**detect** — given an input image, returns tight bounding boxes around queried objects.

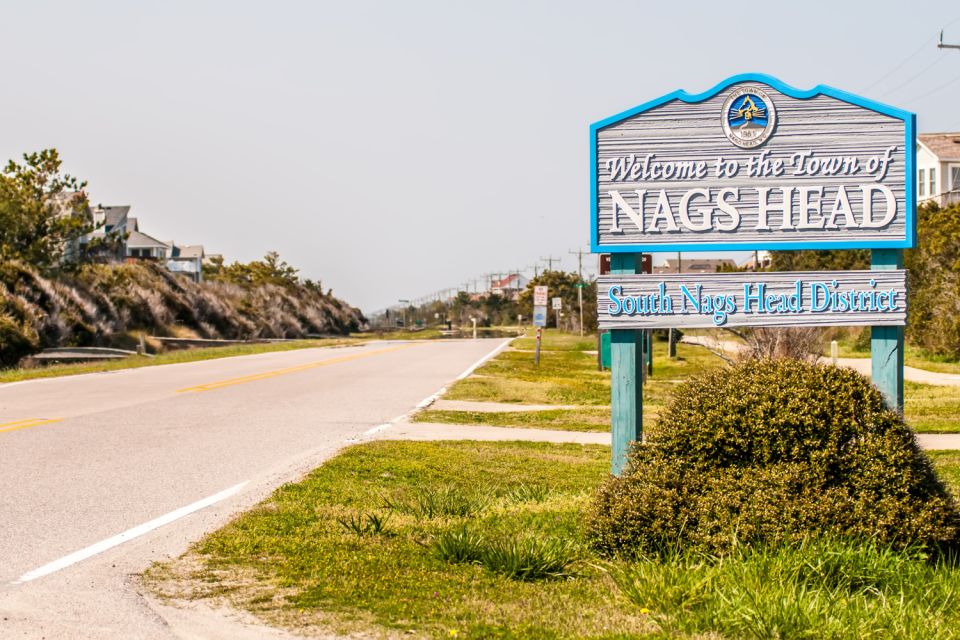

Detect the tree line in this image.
[392,270,598,332]
[770,201,960,359]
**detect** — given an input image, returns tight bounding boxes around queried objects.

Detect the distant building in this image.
[739,250,772,271]
[490,273,529,300]
[917,133,960,206]
[125,218,170,259]
[165,244,205,282]
[653,257,736,275]
[79,204,205,281]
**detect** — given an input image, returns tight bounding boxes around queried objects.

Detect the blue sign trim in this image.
[589,72,917,254]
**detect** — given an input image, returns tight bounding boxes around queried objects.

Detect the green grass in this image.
[930,451,960,495]
[0,338,359,384]
[606,539,960,639]
[145,441,651,639]
[446,346,611,406]
[413,407,612,432]
[905,381,960,433]
[510,329,600,352]
[146,440,960,639]
[438,333,726,432]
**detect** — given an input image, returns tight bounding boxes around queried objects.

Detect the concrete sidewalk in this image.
[429,400,581,412]
[833,358,960,387]
[380,422,960,450]
[380,422,609,445]
[681,336,960,387]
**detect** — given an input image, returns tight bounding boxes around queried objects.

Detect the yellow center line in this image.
[0,418,64,434]
[176,343,420,393]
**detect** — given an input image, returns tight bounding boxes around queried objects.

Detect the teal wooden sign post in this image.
[591,74,915,476]
[610,253,643,475]
[871,249,905,412]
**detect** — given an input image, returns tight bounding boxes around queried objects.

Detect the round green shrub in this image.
[587,359,960,556]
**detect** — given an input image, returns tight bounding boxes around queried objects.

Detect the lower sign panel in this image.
[597,270,907,329]
[533,305,548,327]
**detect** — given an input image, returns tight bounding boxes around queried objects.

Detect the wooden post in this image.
[646,330,653,378]
[610,253,643,476]
[870,249,904,413]
[668,252,680,358]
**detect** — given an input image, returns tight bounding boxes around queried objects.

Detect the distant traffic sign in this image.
[533,305,548,327]
[534,286,548,306]
[552,297,562,310]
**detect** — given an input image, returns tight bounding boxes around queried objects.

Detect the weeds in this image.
[504,483,551,503]
[478,535,580,581]
[336,512,392,537]
[383,484,490,519]
[431,525,484,564]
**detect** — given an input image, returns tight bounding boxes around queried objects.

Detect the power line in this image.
[877,52,948,98]
[900,70,960,106]
[861,33,938,93]
[860,15,960,94]
[540,255,560,271]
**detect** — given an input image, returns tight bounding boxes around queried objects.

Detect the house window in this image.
[919,169,925,196]
[930,167,937,196]
[952,166,960,191]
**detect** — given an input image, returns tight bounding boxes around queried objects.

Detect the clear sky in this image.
[3,1,959,311]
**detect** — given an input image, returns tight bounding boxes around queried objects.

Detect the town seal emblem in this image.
[721,86,776,148]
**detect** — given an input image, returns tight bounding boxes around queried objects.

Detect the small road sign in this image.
[551,297,562,310]
[534,286,548,307]
[533,305,548,327]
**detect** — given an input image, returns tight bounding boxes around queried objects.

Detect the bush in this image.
[737,327,824,363]
[587,360,960,556]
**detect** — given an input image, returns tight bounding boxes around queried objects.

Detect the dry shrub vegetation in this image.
[0,260,363,366]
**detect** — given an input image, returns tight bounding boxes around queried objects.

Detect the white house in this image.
[165,244,205,283]
[917,133,960,206]
[79,205,205,281]
[490,273,529,300]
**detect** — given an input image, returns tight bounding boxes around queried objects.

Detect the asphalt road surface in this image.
[0,338,507,639]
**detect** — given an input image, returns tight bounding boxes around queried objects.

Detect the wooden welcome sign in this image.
[589,73,916,474]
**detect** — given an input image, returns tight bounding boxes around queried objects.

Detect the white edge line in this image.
[359,338,512,438]
[12,481,249,585]
[363,423,393,436]
[455,338,511,381]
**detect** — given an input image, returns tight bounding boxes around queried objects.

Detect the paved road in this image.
[0,339,506,639]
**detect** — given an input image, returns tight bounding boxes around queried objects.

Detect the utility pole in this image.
[939,30,960,50]
[569,248,586,336]
[540,256,560,272]
[398,299,410,330]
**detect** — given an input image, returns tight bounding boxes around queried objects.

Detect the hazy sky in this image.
[3,1,960,311]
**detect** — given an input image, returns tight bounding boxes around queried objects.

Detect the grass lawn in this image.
[930,451,960,494]
[905,381,960,433]
[445,346,610,406]
[0,338,360,384]
[424,332,725,432]
[413,407,612,432]
[146,440,960,639]
[146,441,651,639]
